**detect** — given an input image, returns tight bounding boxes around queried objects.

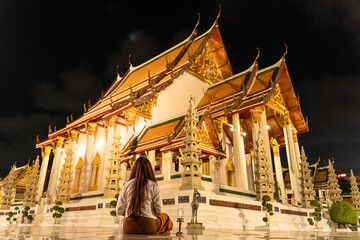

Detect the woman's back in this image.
[117,178,162,219]
[115,157,173,234]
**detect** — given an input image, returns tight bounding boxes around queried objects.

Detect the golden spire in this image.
[101,90,104,98]
[36,135,40,144]
[66,116,70,125]
[255,47,260,63]
[54,126,57,132]
[83,103,87,113]
[128,54,132,66]
[48,125,52,134]
[88,100,91,109]
[195,13,200,33]
[70,113,73,122]
[216,4,221,22]
[283,43,288,59]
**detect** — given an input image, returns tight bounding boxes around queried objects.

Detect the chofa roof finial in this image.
[216,4,221,22]
[255,47,260,63]
[283,43,288,58]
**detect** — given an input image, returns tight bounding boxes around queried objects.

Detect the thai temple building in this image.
[0,12,354,230]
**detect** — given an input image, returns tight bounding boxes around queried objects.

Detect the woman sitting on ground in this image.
[116,157,173,234]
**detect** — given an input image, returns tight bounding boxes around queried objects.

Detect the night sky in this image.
[0,1,359,178]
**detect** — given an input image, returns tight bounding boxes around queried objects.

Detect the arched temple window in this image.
[88,152,102,191]
[225,158,235,187]
[72,157,83,193]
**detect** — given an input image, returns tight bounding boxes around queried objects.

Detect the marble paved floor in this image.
[0,226,359,240]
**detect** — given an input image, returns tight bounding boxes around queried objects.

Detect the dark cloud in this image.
[0,112,63,176]
[32,64,103,114]
[297,74,360,173]
[106,30,161,77]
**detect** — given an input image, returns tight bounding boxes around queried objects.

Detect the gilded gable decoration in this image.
[188,43,222,85]
[266,84,287,115]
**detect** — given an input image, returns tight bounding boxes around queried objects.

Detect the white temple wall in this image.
[152,72,208,123]
[134,115,146,134]
[76,133,87,161]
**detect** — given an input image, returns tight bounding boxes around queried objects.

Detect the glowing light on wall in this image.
[96,139,105,151]
[78,144,86,156]
[135,118,146,134]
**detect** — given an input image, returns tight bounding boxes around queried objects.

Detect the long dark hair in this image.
[128,157,157,216]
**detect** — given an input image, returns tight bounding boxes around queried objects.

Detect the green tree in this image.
[261,195,274,226]
[109,194,119,223]
[273,181,281,202]
[329,201,358,228]
[52,201,65,224]
[307,199,322,228]
[6,210,17,224]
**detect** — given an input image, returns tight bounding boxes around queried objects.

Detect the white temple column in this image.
[148,150,156,171]
[246,152,255,191]
[219,158,227,186]
[270,138,286,203]
[37,145,52,201]
[163,151,172,181]
[283,111,301,204]
[259,109,274,180]
[46,136,65,201]
[99,119,116,191]
[79,122,97,194]
[232,114,249,190]
[250,108,260,149]
[292,132,301,173]
[209,155,216,180]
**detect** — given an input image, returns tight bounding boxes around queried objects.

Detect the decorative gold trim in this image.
[214,116,227,134]
[266,84,287,115]
[41,145,52,158]
[270,138,280,156]
[56,137,65,149]
[124,96,157,126]
[88,152,101,191]
[70,130,79,142]
[249,106,264,124]
[86,122,97,136]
